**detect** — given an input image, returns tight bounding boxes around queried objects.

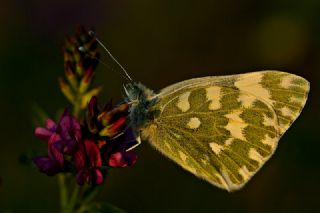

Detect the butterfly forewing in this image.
[141,71,309,191]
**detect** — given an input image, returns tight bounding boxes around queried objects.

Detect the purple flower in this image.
[74,139,103,185]
[33,99,138,183]
[55,111,82,155]
[34,111,81,155]
[33,133,64,176]
[33,111,82,176]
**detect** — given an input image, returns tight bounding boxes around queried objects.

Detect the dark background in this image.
[1,0,320,212]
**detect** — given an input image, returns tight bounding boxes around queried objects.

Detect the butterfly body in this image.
[125,71,309,191]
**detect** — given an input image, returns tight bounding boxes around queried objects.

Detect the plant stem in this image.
[64,183,81,212]
[73,102,81,118]
[73,89,83,118]
[58,174,68,212]
[58,175,101,213]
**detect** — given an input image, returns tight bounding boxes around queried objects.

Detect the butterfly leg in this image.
[126,132,141,151]
[109,132,124,140]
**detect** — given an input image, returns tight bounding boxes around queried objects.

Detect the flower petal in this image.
[48,133,64,165]
[98,103,128,126]
[59,112,82,142]
[108,152,126,167]
[87,96,99,134]
[35,127,53,141]
[45,119,57,131]
[84,140,102,167]
[64,139,77,154]
[79,66,94,93]
[73,145,85,170]
[33,156,62,176]
[76,168,103,185]
[54,139,77,155]
[93,168,103,185]
[88,96,99,116]
[99,117,126,138]
[108,151,137,168]
[109,117,127,134]
[122,151,138,166]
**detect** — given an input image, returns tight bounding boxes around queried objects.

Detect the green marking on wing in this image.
[260,72,309,134]
[164,124,226,188]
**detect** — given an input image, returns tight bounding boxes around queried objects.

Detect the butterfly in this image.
[124,71,309,191]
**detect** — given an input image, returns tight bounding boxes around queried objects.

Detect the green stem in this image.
[73,103,81,118]
[64,184,81,212]
[74,185,101,212]
[69,184,81,206]
[58,174,68,212]
[73,89,84,118]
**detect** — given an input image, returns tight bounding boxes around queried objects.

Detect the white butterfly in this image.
[125,71,309,191]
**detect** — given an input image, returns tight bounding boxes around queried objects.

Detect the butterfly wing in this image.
[142,71,309,191]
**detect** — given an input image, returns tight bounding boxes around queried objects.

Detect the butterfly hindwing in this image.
[141,71,309,191]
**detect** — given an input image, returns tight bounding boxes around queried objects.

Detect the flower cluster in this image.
[34,102,137,185]
[33,27,137,185]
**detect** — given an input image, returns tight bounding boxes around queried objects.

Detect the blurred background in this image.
[1,0,320,212]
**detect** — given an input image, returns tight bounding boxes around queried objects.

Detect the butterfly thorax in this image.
[125,82,159,131]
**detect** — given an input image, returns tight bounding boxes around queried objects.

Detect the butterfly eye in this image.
[125,83,143,100]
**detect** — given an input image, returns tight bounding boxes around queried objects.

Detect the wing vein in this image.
[163,126,228,188]
[269,88,306,95]
[165,124,240,184]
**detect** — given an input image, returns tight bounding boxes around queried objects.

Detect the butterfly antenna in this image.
[78,46,124,77]
[88,31,133,83]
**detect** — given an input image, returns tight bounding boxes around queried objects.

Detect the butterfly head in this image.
[124,83,154,103]
[124,83,159,130]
